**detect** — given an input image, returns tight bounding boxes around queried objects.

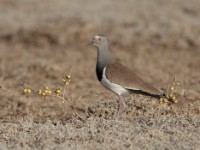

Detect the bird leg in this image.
[115,95,124,118]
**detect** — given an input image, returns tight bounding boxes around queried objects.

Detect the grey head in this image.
[89,34,109,49]
[89,34,113,81]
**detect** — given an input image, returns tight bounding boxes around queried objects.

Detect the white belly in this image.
[100,68,128,95]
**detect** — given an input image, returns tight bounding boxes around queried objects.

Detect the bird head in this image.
[88,34,108,48]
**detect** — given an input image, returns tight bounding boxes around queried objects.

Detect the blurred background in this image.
[0,0,200,120]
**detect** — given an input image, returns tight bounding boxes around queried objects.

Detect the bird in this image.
[89,34,165,117]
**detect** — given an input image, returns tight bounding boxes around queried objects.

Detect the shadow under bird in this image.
[89,34,165,117]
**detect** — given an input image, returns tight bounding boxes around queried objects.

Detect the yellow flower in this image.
[166,95,170,99]
[23,88,28,94]
[38,90,42,95]
[42,92,46,97]
[27,89,31,94]
[47,90,52,95]
[164,98,169,103]
[159,98,163,104]
[44,89,49,94]
[170,86,175,91]
[172,96,176,100]
[66,75,71,79]
[23,88,31,94]
[55,89,61,95]
[63,79,69,85]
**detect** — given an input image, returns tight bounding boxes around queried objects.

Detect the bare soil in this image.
[0,0,200,149]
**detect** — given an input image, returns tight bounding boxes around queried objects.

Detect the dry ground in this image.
[0,0,200,149]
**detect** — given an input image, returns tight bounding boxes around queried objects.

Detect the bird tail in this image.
[128,89,165,99]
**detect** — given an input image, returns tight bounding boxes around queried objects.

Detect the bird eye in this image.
[98,37,101,41]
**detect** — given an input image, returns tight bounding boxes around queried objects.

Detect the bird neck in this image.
[97,45,112,69]
[96,45,112,81]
